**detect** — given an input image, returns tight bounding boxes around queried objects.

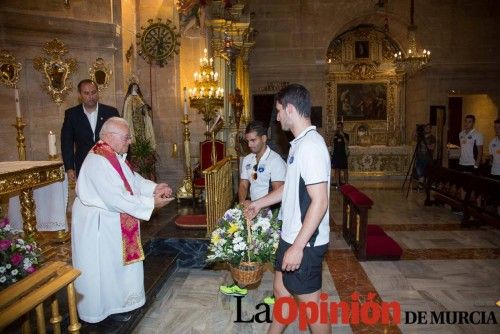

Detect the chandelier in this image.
[394,0,431,76]
[188,48,224,137]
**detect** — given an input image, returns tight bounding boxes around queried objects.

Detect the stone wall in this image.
[247,0,500,144]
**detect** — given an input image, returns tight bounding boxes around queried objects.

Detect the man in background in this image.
[415,123,436,187]
[458,115,483,173]
[488,118,500,180]
[61,79,119,182]
[220,120,286,303]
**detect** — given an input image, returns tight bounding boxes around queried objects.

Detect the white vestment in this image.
[71,152,156,323]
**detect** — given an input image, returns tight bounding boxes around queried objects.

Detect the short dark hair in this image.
[78,79,97,92]
[245,120,267,136]
[275,84,311,118]
[465,114,476,123]
[494,118,500,125]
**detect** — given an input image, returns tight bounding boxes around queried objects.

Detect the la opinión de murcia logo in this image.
[235,292,400,330]
[233,292,498,329]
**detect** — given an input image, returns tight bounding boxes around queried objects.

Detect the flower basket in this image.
[229,261,264,286]
[206,205,281,287]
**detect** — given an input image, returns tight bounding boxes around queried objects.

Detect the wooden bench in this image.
[425,166,500,228]
[339,185,402,261]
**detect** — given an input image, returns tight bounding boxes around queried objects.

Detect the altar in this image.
[348,145,411,177]
[0,161,65,260]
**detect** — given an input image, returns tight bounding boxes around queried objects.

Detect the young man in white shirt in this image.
[488,118,500,180]
[458,114,483,172]
[220,121,286,302]
[246,84,331,334]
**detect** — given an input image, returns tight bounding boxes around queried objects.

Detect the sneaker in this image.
[263,295,275,305]
[219,284,248,296]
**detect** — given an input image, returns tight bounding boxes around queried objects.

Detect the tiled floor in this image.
[132,187,500,333]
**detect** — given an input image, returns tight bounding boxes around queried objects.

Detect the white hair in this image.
[100,117,129,137]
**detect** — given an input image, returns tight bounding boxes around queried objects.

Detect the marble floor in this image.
[129,187,500,333]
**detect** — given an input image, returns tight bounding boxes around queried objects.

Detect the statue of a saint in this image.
[122,82,156,150]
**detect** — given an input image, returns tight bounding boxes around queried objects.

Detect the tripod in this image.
[402,134,430,198]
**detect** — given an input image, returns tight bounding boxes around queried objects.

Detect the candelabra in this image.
[176,113,194,201]
[188,48,224,139]
[393,0,431,76]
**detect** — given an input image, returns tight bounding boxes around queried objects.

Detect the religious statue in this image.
[122,82,156,150]
[229,88,244,129]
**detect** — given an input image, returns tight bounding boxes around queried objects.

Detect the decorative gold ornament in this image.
[33,39,78,105]
[89,57,112,92]
[0,50,22,88]
[137,18,180,67]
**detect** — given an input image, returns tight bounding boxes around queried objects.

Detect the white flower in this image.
[6,264,11,269]
[0,266,5,273]
[11,269,18,276]
[0,276,6,283]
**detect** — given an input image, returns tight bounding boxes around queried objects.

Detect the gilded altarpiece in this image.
[326,25,410,176]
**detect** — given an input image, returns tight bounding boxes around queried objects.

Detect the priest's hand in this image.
[154,183,173,198]
[154,192,174,208]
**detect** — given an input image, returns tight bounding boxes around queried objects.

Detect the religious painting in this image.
[337,83,387,121]
[355,41,369,58]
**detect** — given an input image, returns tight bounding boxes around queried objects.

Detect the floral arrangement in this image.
[207,205,281,266]
[0,217,41,290]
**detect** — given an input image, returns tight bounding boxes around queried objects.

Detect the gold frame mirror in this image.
[33,39,78,105]
[89,57,112,92]
[0,50,22,88]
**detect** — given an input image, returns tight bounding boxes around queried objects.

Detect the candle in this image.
[183,87,188,115]
[14,88,21,118]
[48,131,57,156]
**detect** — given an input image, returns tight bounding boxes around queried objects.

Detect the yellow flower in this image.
[211,233,221,245]
[228,223,239,235]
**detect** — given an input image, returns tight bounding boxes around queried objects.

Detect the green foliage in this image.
[130,137,157,178]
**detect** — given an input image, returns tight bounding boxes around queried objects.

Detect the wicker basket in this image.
[229,261,264,286]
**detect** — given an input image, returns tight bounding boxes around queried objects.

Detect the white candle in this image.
[48,131,57,156]
[14,88,21,118]
[183,87,188,115]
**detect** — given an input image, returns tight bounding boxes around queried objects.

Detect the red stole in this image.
[92,141,145,265]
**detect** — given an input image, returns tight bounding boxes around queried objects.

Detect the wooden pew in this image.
[425,166,500,228]
[339,185,402,261]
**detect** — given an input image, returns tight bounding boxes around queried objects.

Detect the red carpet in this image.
[174,214,207,230]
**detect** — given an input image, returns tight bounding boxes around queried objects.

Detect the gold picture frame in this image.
[0,50,22,88]
[89,57,112,92]
[33,39,78,105]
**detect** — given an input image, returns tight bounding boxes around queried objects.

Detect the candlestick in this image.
[176,113,193,201]
[12,117,27,160]
[48,131,57,156]
[15,88,21,118]
[183,87,188,115]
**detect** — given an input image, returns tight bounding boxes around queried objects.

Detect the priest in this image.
[71,117,173,323]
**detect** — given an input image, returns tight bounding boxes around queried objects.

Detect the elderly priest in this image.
[71,117,173,323]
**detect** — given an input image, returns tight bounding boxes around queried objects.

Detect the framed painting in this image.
[337,83,387,121]
[355,41,369,58]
